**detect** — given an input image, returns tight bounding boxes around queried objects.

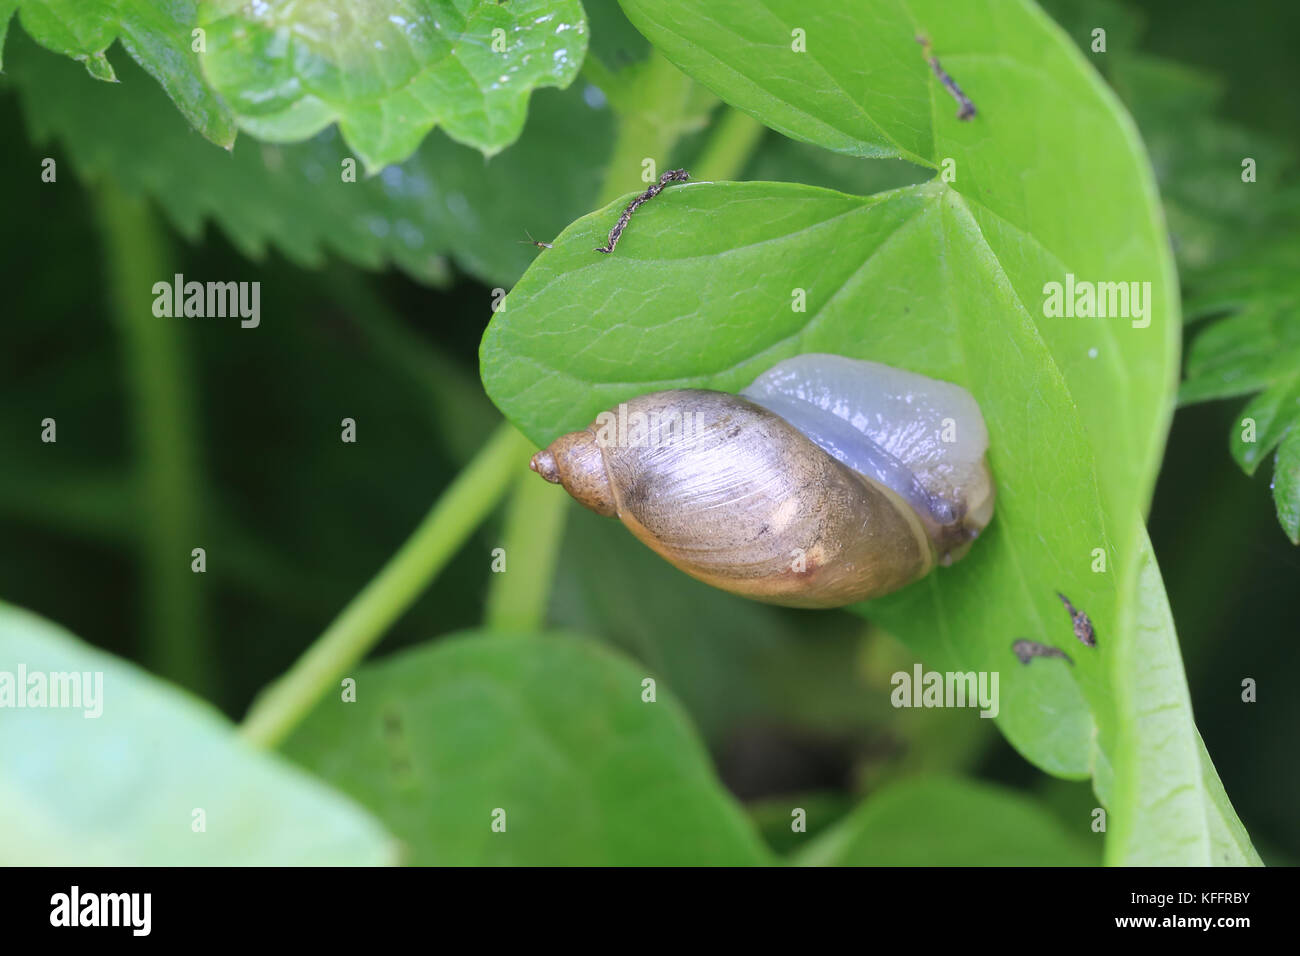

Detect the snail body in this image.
[530,355,994,609]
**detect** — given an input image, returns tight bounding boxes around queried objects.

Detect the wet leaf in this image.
[2,0,236,145]
[199,0,588,172]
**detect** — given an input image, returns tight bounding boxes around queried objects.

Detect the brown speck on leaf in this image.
[916,34,977,120]
[595,168,690,254]
[1056,591,1097,647]
[1012,639,1073,666]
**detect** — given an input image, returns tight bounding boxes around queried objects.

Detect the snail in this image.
[530,354,994,608]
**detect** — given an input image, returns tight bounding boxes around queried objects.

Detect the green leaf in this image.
[1273,428,1300,544]
[0,3,15,69]
[1180,232,1300,540]
[283,631,774,865]
[486,176,1115,779]
[0,602,396,865]
[1230,372,1300,475]
[1103,530,1261,865]
[481,189,1154,778]
[476,0,1260,864]
[1180,302,1294,405]
[199,0,589,172]
[6,0,236,145]
[792,776,1100,866]
[5,27,612,287]
[627,1,933,163]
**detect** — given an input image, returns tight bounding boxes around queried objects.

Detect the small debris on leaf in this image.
[1056,591,1097,647]
[595,168,690,254]
[1012,639,1074,666]
[916,34,977,120]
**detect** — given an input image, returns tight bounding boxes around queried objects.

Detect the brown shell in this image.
[532,390,935,609]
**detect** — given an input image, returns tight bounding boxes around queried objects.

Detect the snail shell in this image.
[530,354,994,609]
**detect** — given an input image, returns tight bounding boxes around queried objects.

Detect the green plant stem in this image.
[483,470,569,632]
[325,272,564,632]
[240,422,531,748]
[93,183,210,696]
[592,50,709,206]
[693,107,767,182]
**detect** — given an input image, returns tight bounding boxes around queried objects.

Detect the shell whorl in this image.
[530,431,615,517]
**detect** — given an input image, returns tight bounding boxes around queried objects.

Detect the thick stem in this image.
[483,470,569,632]
[93,184,210,696]
[591,50,707,206]
[694,107,767,182]
[240,422,532,748]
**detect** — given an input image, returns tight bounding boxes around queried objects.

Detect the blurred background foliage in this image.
[0,0,1295,863]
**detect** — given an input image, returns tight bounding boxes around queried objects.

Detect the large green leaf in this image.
[1103,530,1261,865]
[199,0,589,172]
[474,0,1261,865]
[4,26,611,287]
[0,602,395,864]
[480,0,1182,764]
[793,776,1100,866]
[284,631,774,865]
[3,0,235,145]
[482,178,1112,779]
